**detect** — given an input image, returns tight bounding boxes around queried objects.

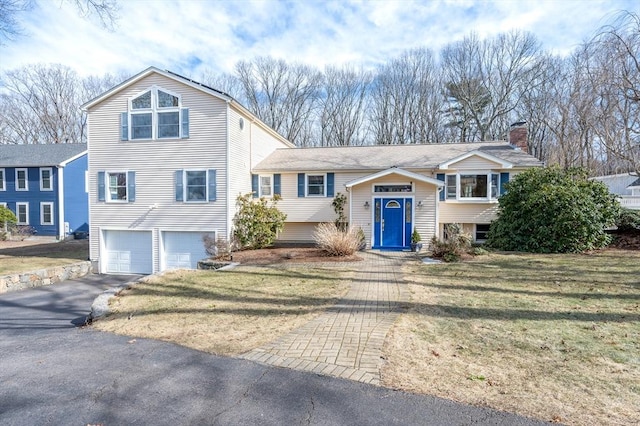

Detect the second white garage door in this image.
[104,230,153,274]
[162,231,210,270]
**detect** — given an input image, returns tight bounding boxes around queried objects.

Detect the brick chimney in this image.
[509,121,528,152]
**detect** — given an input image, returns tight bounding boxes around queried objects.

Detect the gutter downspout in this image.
[56,165,65,240]
[226,101,232,243]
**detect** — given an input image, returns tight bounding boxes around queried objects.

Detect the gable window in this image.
[444,173,502,201]
[175,169,216,202]
[260,175,272,197]
[475,224,491,241]
[40,202,54,225]
[124,87,188,141]
[0,168,5,191]
[307,174,325,196]
[40,168,53,191]
[16,168,28,191]
[16,202,28,225]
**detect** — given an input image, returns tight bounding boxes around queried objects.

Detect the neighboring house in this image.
[83,67,543,275]
[0,143,88,238]
[591,173,640,210]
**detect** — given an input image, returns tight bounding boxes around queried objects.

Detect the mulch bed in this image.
[609,231,640,250]
[230,247,362,265]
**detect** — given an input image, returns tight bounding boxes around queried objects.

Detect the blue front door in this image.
[373,197,412,250]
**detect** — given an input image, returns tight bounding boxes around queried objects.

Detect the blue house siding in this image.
[0,167,58,236]
[63,155,89,233]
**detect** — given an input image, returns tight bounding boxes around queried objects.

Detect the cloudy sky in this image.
[1,0,637,80]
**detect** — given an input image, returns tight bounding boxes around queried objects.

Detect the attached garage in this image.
[161,231,210,271]
[103,230,153,274]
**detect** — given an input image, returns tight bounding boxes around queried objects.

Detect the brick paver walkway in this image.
[241,251,411,386]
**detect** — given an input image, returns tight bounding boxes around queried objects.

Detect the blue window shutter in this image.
[298,173,305,197]
[274,174,281,196]
[500,172,510,195]
[208,169,216,202]
[175,170,183,202]
[127,171,135,202]
[327,173,334,197]
[251,174,259,198]
[436,173,445,201]
[181,108,189,138]
[97,171,105,201]
[120,112,128,141]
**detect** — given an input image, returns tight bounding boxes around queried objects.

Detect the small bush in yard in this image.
[429,223,472,262]
[314,223,361,256]
[202,234,233,260]
[616,208,640,232]
[0,206,17,240]
[232,193,287,250]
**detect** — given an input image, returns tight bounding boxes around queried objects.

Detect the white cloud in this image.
[0,0,637,80]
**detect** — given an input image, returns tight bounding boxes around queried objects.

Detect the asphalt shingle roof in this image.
[253,141,543,172]
[0,144,87,167]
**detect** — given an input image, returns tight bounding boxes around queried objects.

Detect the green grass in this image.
[384,249,640,426]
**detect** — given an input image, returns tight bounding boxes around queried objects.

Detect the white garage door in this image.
[104,230,153,274]
[162,231,210,270]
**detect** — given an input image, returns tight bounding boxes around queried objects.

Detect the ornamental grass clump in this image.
[313,223,362,256]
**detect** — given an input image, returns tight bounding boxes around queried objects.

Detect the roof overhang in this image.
[81,67,232,111]
[438,150,513,170]
[80,67,295,149]
[345,168,444,188]
[58,150,88,167]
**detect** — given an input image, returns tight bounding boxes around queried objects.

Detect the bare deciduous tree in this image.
[0,0,118,44]
[370,48,445,145]
[319,65,371,146]
[234,57,323,146]
[442,30,545,143]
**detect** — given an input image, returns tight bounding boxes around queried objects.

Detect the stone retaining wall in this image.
[0,261,91,294]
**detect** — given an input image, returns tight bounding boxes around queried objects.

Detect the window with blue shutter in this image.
[208,169,216,202]
[274,174,281,196]
[327,173,334,197]
[436,173,445,201]
[175,170,184,202]
[98,171,105,201]
[181,108,189,138]
[298,173,305,197]
[500,172,510,195]
[251,174,259,198]
[127,171,136,202]
[120,113,128,141]
[175,169,216,202]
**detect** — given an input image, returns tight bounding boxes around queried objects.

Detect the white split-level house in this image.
[82,67,543,275]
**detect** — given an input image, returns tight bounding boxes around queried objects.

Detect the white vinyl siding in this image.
[448,156,503,170]
[439,202,499,224]
[88,73,229,272]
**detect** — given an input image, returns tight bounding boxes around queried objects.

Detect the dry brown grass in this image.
[313,223,362,256]
[0,239,89,275]
[93,264,352,355]
[383,249,640,426]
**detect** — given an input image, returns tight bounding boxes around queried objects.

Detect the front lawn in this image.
[384,249,640,425]
[0,240,89,275]
[93,264,352,355]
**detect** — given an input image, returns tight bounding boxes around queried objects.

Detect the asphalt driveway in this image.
[0,274,545,425]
